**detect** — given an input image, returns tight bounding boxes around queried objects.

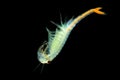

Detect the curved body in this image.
[37,7,105,64]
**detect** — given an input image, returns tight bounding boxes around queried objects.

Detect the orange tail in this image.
[93,7,106,15]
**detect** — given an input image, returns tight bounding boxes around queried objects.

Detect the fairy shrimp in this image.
[37,7,105,64]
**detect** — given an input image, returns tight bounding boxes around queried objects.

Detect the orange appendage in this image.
[93,7,106,15]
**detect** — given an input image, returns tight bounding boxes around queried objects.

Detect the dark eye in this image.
[47,61,51,64]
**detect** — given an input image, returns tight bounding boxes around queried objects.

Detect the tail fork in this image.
[93,7,106,15]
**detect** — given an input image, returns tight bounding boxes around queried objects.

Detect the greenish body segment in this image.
[48,28,70,61]
[37,7,105,64]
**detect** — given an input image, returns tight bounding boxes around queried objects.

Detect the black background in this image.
[3,0,114,79]
[30,0,113,79]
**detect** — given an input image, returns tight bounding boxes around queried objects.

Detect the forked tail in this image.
[67,7,105,31]
[93,7,105,15]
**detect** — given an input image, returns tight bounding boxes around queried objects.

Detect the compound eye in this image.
[47,61,51,64]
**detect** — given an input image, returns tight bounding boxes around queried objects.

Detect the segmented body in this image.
[37,7,105,64]
[48,26,71,61]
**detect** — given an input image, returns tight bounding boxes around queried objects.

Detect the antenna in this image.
[40,64,45,74]
[33,63,41,72]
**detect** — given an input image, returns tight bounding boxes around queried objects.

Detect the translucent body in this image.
[37,7,105,64]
